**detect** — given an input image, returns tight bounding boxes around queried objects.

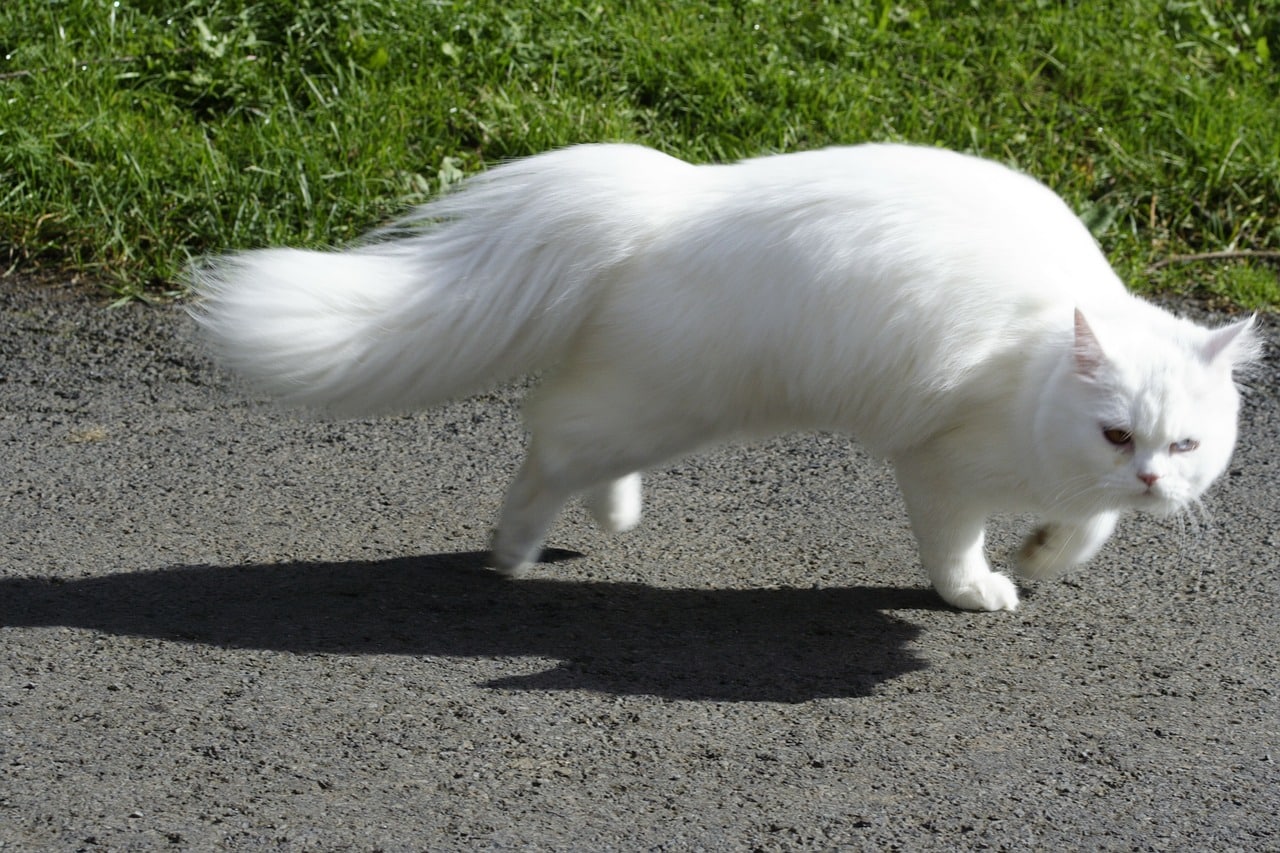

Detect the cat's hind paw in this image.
[935,572,1020,612]
[584,473,642,533]
[488,530,540,578]
[493,560,533,579]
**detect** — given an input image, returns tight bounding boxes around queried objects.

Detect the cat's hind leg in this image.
[583,473,643,533]
[490,441,645,576]
[490,368,703,577]
[1015,512,1118,580]
[489,443,573,577]
[491,451,660,576]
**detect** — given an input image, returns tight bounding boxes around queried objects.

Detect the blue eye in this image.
[1170,438,1200,454]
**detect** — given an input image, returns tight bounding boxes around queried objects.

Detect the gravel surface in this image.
[2,277,1277,851]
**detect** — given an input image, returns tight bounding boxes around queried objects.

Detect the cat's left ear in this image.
[1202,315,1262,370]
[1073,308,1108,379]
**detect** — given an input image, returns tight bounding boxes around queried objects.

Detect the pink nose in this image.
[1138,472,1160,487]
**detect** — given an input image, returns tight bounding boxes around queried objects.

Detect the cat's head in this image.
[1041,308,1259,518]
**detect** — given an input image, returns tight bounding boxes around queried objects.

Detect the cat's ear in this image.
[1073,308,1108,379]
[1202,315,1262,370]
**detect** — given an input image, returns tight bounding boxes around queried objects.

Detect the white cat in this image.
[191,143,1259,611]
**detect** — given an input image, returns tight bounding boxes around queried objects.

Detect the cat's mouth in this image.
[1136,487,1185,516]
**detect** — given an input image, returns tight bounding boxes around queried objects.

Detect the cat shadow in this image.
[0,550,938,702]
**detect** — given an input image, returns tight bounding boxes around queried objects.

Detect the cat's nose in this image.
[1138,472,1160,487]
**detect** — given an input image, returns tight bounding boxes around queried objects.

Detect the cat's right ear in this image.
[1073,308,1108,379]
[1202,314,1262,371]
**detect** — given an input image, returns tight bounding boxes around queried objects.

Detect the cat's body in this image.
[192,143,1258,611]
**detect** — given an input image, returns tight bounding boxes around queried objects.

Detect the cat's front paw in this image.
[1016,523,1083,579]
[935,572,1020,612]
[1016,516,1116,580]
[1017,525,1061,579]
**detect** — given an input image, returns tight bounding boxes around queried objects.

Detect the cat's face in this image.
[1076,355,1240,516]
[1042,311,1257,518]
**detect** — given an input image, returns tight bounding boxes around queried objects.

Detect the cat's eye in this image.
[1170,438,1200,454]
[1102,427,1133,447]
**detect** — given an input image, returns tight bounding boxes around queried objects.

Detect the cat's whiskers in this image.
[1176,496,1219,597]
[1191,495,1214,530]
[1044,522,1083,568]
[1043,473,1107,517]
[1174,505,1200,596]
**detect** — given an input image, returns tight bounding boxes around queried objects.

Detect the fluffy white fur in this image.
[191,143,1259,611]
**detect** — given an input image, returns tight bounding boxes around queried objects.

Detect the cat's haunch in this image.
[191,143,1258,612]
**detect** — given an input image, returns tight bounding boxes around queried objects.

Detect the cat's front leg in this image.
[1015,511,1119,580]
[894,461,1019,612]
[915,523,1020,612]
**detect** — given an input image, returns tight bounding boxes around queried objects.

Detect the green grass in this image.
[2,0,1278,305]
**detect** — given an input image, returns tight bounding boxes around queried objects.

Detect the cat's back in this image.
[724,143,1117,294]
[604,144,1133,450]
[657,144,1128,355]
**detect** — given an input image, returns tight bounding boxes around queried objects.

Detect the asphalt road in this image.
[2,276,1277,851]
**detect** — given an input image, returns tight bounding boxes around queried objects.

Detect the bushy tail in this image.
[189,144,693,416]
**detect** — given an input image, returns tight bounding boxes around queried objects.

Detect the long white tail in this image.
[189,144,693,416]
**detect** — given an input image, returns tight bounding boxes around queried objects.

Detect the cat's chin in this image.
[1134,491,1187,517]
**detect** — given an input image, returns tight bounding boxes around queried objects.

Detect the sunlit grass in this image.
[1,0,1277,304]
